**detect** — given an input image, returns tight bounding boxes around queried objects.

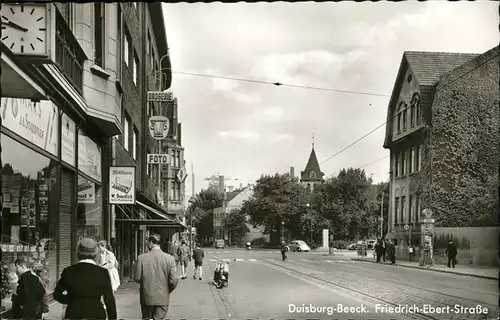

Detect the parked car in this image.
[366,239,377,250]
[288,240,310,252]
[215,239,225,249]
[347,243,359,250]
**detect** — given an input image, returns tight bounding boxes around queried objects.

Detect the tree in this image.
[313,168,377,240]
[187,186,224,239]
[241,173,309,244]
[222,209,250,245]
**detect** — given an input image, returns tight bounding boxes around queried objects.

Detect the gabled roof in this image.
[300,148,324,181]
[383,50,479,148]
[404,51,479,86]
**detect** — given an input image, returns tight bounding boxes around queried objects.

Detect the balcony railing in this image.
[55,13,85,94]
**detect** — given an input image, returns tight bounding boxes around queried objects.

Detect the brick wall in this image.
[117,3,143,191]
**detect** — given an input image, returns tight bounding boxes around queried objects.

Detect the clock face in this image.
[309,171,316,179]
[1,4,48,55]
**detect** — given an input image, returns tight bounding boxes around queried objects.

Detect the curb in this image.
[351,258,498,280]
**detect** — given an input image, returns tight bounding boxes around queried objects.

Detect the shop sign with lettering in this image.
[109,166,136,205]
[61,113,76,166]
[0,98,58,156]
[78,130,101,181]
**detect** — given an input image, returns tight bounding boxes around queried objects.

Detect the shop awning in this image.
[1,43,46,100]
[115,201,186,228]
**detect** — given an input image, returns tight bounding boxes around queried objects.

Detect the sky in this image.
[162,1,499,199]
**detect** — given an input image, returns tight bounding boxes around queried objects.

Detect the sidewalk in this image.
[46,276,222,319]
[351,257,499,280]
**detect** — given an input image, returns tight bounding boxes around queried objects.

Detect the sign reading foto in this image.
[109,166,135,205]
[148,116,169,140]
[147,154,170,164]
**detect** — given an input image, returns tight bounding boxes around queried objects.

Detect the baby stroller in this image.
[213,259,229,289]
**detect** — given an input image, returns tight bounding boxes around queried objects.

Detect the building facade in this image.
[382,47,499,263]
[0,3,184,311]
[0,2,121,313]
[109,3,185,281]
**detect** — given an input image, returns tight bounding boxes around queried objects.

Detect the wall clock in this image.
[1,3,51,56]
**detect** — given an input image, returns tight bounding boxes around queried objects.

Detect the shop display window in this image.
[1,134,58,312]
[76,175,102,241]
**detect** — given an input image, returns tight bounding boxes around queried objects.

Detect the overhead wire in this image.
[170,70,391,97]
[359,155,390,169]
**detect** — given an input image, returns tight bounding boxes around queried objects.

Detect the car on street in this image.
[366,239,377,249]
[215,239,225,249]
[288,240,310,252]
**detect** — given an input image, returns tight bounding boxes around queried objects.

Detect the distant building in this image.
[383,47,499,264]
[300,141,324,192]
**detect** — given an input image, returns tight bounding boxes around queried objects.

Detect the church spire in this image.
[312,132,315,150]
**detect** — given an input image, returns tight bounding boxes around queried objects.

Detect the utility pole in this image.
[189,162,195,255]
[380,192,384,239]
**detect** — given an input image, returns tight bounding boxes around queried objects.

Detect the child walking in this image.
[192,243,204,280]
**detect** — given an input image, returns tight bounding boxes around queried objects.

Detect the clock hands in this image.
[1,21,28,32]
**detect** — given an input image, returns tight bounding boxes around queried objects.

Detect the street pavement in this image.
[46,248,498,319]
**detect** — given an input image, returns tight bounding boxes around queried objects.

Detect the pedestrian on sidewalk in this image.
[420,241,433,268]
[192,243,205,280]
[387,240,396,265]
[381,239,387,262]
[177,240,190,279]
[11,257,48,319]
[134,234,178,320]
[446,240,458,268]
[53,237,117,320]
[375,238,383,262]
[169,240,180,272]
[97,240,121,292]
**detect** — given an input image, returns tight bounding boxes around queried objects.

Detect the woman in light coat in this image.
[97,240,121,292]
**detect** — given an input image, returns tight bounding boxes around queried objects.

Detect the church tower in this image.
[300,133,324,192]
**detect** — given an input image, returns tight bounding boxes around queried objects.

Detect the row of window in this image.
[394,93,422,135]
[394,144,422,178]
[394,194,421,224]
[122,113,138,160]
[170,181,182,201]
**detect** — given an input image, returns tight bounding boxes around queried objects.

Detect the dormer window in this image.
[309,171,316,179]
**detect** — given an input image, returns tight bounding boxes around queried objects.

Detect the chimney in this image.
[218,175,225,193]
[239,183,243,189]
[290,167,295,177]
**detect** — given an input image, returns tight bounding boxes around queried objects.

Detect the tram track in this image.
[316,258,498,304]
[261,258,495,320]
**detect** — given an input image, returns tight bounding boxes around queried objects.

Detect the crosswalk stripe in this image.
[325,260,333,263]
[235,258,244,261]
[208,251,214,254]
[209,259,217,261]
[300,259,311,262]
[249,259,257,262]
[215,251,221,254]
[223,251,229,253]
[223,258,231,262]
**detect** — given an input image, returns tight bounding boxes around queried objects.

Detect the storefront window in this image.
[77,176,102,241]
[1,134,58,312]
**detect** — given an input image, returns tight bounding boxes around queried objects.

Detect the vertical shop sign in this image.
[61,113,76,166]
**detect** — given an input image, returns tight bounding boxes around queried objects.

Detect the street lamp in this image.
[188,196,196,256]
[281,221,285,243]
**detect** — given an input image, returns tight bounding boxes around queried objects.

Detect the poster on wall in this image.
[61,113,76,166]
[78,131,101,181]
[109,166,135,205]
[0,98,59,156]
[77,177,96,204]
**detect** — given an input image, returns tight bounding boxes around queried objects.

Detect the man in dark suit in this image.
[446,240,458,268]
[135,234,179,320]
[11,257,48,319]
[54,237,117,319]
